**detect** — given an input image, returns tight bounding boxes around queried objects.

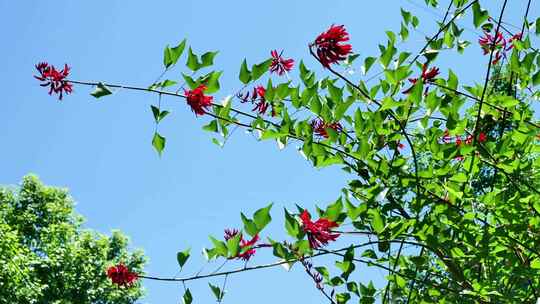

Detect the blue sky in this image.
[1,0,536,303]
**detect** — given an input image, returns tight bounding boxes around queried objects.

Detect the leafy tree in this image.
[0,175,146,303]
[35,0,540,303]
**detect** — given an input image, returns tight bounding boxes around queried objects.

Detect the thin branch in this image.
[466,0,509,188]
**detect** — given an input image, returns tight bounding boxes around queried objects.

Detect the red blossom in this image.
[478,132,487,143]
[397,142,405,150]
[223,229,260,261]
[300,210,340,249]
[34,62,73,100]
[311,118,342,138]
[269,50,294,76]
[403,64,439,94]
[313,25,352,68]
[478,31,507,64]
[239,85,275,116]
[252,86,270,115]
[456,136,463,146]
[184,84,213,116]
[106,264,138,287]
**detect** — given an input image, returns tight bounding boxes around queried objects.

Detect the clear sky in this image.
[1,0,536,303]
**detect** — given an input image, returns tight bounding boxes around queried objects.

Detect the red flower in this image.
[312,25,352,68]
[300,210,340,249]
[238,85,273,116]
[184,84,213,116]
[223,229,260,261]
[455,136,463,146]
[252,86,270,115]
[106,264,138,287]
[311,118,342,138]
[478,132,487,143]
[34,62,73,100]
[478,31,506,64]
[403,64,439,94]
[397,141,405,150]
[269,50,294,76]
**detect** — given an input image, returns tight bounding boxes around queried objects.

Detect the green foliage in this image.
[152,132,166,156]
[0,175,146,303]
[176,248,190,269]
[90,82,112,98]
[54,1,540,303]
[163,39,186,68]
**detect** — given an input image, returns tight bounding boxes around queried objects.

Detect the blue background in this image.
[1,0,536,303]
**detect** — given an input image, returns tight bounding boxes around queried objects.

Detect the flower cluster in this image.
[312,25,352,68]
[442,130,487,145]
[300,210,340,249]
[238,85,274,116]
[269,50,294,76]
[311,118,342,138]
[403,64,439,94]
[184,84,213,116]
[224,229,260,261]
[34,62,73,100]
[442,130,487,160]
[106,264,138,287]
[478,30,522,65]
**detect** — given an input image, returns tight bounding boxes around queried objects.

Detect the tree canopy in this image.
[0,175,146,304]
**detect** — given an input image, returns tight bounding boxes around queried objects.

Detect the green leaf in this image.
[152,132,166,156]
[362,57,376,74]
[209,236,228,257]
[151,106,169,123]
[251,59,273,81]
[90,82,112,98]
[450,172,467,183]
[201,71,223,94]
[536,17,540,35]
[182,288,193,304]
[226,232,242,257]
[239,59,252,84]
[241,213,258,237]
[181,73,197,90]
[186,47,200,71]
[253,203,273,231]
[158,111,170,122]
[200,51,219,68]
[151,105,160,122]
[163,39,186,68]
[284,208,301,238]
[380,96,402,111]
[368,209,384,233]
[202,120,219,133]
[408,79,423,104]
[472,2,489,28]
[176,248,191,269]
[401,8,411,25]
[208,283,224,301]
[532,70,540,86]
[399,23,409,41]
[379,43,396,69]
[324,198,343,222]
